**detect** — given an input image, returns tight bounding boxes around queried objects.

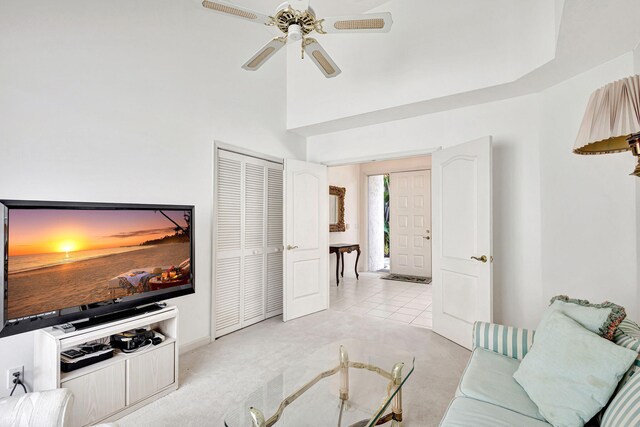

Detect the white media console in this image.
[34,305,179,427]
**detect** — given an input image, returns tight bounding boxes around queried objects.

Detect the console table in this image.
[329,243,361,286]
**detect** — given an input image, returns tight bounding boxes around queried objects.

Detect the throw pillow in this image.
[513,310,637,427]
[550,295,626,340]
[601,367,640,426]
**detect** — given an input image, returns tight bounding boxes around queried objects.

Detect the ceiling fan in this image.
[200,0,393,78]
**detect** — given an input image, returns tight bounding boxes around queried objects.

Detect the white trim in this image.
[215,141,284,165]
[179,335,211,355]
[321,147,441,166]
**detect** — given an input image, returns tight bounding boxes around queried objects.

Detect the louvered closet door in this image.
[266,167,284,318]
[243,162,266,327]
[215,149,284,338]
[215,151,243,337]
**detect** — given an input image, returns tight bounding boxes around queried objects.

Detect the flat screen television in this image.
[0,200,195,337]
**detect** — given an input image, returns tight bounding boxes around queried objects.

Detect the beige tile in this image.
[375,304,401,313]
[367,309,392,318]
[396,307,423,316]
[404,301,430,310]
[388,312,418,323]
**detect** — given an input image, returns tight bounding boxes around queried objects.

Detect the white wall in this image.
[308,53,638,329]
[0,0,304,397]
[328,164,360,279]
[539,55,637,314]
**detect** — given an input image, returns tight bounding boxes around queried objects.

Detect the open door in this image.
[283,159,329,321]
[432,137,492,349]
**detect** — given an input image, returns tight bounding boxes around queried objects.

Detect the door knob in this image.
[470,255,488,263]
[423,236,431,240]
[287,245,299,250]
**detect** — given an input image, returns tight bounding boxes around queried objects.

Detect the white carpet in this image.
[117,309,470,427]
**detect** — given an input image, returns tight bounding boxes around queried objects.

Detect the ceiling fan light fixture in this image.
[288,24,303,41]
[200,1,392,78]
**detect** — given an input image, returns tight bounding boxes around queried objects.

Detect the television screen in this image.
[1,201,195,337]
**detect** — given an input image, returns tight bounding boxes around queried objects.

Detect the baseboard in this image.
[179,335,211,355]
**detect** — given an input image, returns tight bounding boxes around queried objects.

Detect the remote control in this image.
[53,323,76,333]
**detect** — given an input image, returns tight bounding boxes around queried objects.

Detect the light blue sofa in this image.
[439,320,637,427]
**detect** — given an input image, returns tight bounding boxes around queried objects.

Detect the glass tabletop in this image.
[224,340,415,427]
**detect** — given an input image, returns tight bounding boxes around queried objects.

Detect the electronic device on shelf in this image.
[0,200,195,338]
[60,341,114,373]
[110,329,165,353]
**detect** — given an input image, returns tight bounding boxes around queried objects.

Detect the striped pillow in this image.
[614,319,640,389]
[472,321,535,360]
[601,368,640,426]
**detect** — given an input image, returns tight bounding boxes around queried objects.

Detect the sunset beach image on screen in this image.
[6,209,192,320]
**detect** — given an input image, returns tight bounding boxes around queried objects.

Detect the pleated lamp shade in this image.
[574,75,640,152]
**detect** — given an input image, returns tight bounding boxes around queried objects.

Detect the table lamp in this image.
[574,75,640,176]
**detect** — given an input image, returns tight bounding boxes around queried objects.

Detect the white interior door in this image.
[284,159,328,322]
[389,170,432,277]
[432,137,492,349]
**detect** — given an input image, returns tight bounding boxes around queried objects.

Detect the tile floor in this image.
[330,272,433,329]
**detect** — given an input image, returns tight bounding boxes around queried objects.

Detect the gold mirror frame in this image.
[329,186,346,232]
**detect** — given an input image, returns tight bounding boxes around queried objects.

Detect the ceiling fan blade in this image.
[242,37,287,71]
[200,0,272,25]
[317,12,393,33]
[303,38,341,78]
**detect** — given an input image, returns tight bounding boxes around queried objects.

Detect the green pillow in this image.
[549,295,626,340]
[513,310,637,427]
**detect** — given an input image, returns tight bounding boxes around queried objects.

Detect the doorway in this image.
[367,169,432,281]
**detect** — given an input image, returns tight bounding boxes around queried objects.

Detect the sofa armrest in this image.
[472,321,535,360]
[0,389,73,427]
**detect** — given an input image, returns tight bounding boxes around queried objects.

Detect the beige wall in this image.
[328,164,361,280]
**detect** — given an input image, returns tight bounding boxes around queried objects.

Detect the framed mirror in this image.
[329,186,346,232]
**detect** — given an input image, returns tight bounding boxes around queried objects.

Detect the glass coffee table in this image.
[224,341,415,427]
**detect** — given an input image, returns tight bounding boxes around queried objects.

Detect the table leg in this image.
[340,252,345,278]
[355,248,361,280]
[335,251,341,286]
[391,362,404,426]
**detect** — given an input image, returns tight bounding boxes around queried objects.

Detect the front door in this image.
[283,159,329,321]
[432,137,492,349]
[389,170,432,277]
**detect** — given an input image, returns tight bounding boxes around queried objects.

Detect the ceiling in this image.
[285,0,640,136]
[231,0,391,17]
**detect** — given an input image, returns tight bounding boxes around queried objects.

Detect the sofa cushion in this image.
[601,369,640,426]
[457,347,544,421]
[514,310,637,427]
[613,319,640,389]
[440,397,551,427]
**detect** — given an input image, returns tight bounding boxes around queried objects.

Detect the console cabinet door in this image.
[63,361,126,427]
[126,343,175,405]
